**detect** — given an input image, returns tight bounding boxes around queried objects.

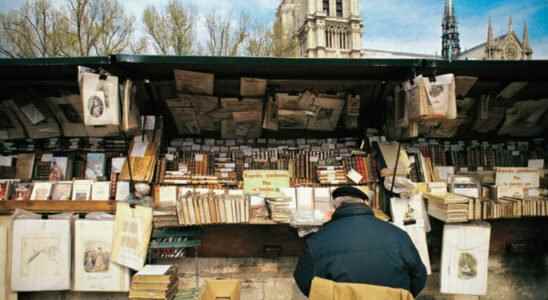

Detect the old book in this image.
[51,182,72,201]
[92,181,111,201]
[80,72,120,126]
[276,93,301,110]
[123,80,141,134]
[132,265,176,283]
[262,97,279,131]
[49,157,69,181]
[6,99,61,139]
[47,96,87,137]
[158,186,177,208]
[345,94,361,129]
[15,153,35,180]
[441,222,491,295]
[306,95,344,131]
[111,203,153,271]
[130,281,174,291]
[72,180,93,201]
[30,182,52,201]
[10,183,32,201]
[174,70,214,95]
[115,181,131,202]
[11,219,71,291]
[278,109,308,129]
[0,102,25,140]
[0,216,17,300]
[74,220,130,292]
[86,153,106,180]
[240,78,267,97]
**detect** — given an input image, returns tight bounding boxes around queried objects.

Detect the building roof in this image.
[459,32,523,57]
[363,48,442,59]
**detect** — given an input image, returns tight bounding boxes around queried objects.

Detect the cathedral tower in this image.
[276,0,363,58]
[442,0,461,60]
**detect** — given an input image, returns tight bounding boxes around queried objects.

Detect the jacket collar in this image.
[331,203,374,221]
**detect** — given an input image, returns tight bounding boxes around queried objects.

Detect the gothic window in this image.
[323,0,330,15]
[336,0,343,17]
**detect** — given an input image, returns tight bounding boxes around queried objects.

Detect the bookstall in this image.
[1,56,548,300]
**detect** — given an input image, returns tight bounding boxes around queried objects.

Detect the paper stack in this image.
[266,195,293,223]
[424,192,470,223]
[129,265,178,300]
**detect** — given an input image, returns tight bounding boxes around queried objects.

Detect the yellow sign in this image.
[243,170,290,197]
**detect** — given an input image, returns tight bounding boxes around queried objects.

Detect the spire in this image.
[508,16,513,33]
[442,0,461,60]
[487,17,494,45]
[523,21,530,49]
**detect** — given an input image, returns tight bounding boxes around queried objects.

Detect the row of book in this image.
[424,192,548,222]
[0,137,129,153]
[0,152,128,181]
[160,138,378,187]
[0,179,131,202]
[176,191,249,226]
[410,139,546,170]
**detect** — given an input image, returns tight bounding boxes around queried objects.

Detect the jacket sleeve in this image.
[400,233,427,297]
[293,244,315,297]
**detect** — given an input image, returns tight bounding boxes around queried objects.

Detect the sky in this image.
[1,0,547,58]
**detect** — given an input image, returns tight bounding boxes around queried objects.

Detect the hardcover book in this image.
[51,182,73,201]
[72,180,93,201]
[30,182,52,201]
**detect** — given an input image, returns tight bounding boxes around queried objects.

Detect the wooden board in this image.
[0,201,116,214]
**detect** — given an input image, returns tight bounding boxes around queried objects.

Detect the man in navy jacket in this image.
[294,186,427,297]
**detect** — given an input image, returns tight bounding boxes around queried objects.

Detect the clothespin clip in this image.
[428,61,438,83]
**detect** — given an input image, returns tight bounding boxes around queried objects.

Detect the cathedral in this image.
[276,0,534,60]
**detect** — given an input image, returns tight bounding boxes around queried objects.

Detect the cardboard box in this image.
[200,279,240,300]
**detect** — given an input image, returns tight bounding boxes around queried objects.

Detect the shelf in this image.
[0,200,116,214]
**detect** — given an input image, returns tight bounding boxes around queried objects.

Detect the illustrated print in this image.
[84,241,111,273]
[88,94,105,118]
[457,252,478,280]
[21,237,62,277]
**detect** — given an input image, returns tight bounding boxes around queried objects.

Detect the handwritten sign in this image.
[243,170,290,197]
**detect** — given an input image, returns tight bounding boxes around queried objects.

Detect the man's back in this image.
[294,203,427,297]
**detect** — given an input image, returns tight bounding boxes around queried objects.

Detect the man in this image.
[294,186,427,297]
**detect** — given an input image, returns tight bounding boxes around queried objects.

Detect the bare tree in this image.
[271,18,298,57]
[205,11,250,56]
[142,0,195,55]
[0,0,70,58]
[66,0,135,56]
[244,21,273,57]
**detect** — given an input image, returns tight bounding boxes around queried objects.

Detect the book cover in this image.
[51,182,73,201]
[86,153,106,180]
[92,181,111,201]
[11,183,33,201]
[72,180,92,201]
[30,182,53,201]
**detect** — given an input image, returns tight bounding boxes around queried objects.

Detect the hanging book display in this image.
[80,72,120,126]
[6,99,60,139]
[111,203,153,271]
[11,219,71,291]
[47,96,87,137]
[74,219,130,292]
[0,102,26,140]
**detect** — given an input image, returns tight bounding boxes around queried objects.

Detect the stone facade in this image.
[277,0,363,58]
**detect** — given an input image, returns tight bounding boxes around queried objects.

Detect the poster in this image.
[74,220,130,291]
[111,203,153,271]
[243,170,290,197]
[11,219,71,291]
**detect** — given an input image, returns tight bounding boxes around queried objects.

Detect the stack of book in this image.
[424,193,470,223]
[129,265,178,300]
[317,161,347,185]
[153,208,179,228]
[266,196,293,223]
[176,191,249,226]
